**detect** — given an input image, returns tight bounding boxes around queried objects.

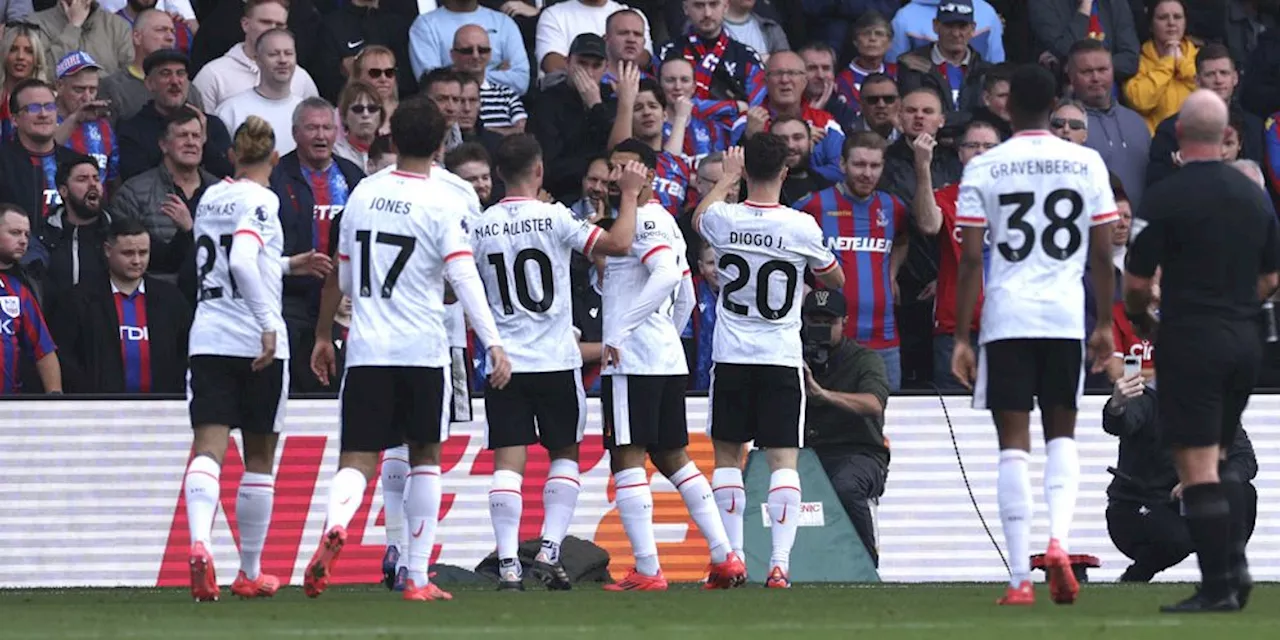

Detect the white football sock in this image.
[489,470,523,568]
[766,469,801,573]
[998,449,1033,587]
[381,446,409,563]
[1044,437,1079,550]
[325,467,367,531]
[183,455,221,549]
[236,472,274,580]
[712,467,746,559]
[615,467,659,576]
[405,465,442,586]
[669,462,731,564]
[541,458,580,562]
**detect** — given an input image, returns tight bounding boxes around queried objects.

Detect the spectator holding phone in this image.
[52,51,119,194]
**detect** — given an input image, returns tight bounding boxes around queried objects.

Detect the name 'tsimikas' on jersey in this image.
[602,202,690,376]
[189,178,288,360]
[472,197,603,372]
[696,200,840,367]
[956,131,1118,345]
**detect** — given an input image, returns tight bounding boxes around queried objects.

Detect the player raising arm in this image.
[472,133,641,591]
[182,116,332,602]
[692,139,844,588]
[950,64,1117,607]
[302,96,511,603]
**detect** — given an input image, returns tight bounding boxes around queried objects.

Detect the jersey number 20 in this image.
[719,254,798,319]
[996,189,1084,262]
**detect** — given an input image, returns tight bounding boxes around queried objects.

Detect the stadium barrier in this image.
[1,395,1278,587]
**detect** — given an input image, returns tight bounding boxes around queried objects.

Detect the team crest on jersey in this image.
[0,296,20,318]
[644,221,656,230]
[255,206,268,222]
[875,209,888,228]
[460,217,469,233]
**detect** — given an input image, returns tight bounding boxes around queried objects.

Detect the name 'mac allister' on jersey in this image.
[472,197,602,372]
[698,201,839,368]
[339,168,483,369]
[189,179,288,359]
[602,202,690,376]
[956,131,1118,345]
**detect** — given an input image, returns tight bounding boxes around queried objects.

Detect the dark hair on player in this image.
[8,78,53,115]
[1007,64,1058,127]
[419,66,462,93]
[390,95,447,159]
[162,106,203,139]
[769,114,808,133]
[107,215,150,242]
[610,138,657,170]
[1195,42,1234,73]
[841,130,888,159]
[55,153,101,187]
[983,63,1011,92]
[637,78,667,108]
[368,134,394,161]
[1067,38,1108,65]
[742,133,789,182]
[491,134,541,183]
[232,115,276,166]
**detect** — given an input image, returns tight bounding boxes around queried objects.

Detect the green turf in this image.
[0,584,1276,640]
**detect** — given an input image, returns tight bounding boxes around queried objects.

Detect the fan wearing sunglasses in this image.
[352,45,397,134]
[333,80,383,171]
[1051,99,1089,145]
[848,73,901,144]
[449,25,525,137]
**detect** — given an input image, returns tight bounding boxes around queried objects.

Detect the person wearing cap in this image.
[99,8,203,124]
[116,48,231,182]
[530,32,616,203]
[658,0,766,107]
[29,0,133,75]
[887,0,1005,66]
[799,287,891,568]
[408,0,529,95]
[535,0,652,78]
[52,51,118,195]
[895,0,995,113]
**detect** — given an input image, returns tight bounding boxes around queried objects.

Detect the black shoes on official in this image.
[1234,562,1253,610]
[531,554,573,591]
[1160,589,1240,613]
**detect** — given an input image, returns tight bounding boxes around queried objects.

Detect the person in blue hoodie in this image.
[887,0,1005,64]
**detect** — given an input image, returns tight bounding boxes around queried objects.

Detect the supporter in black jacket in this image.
[896,41,993,114]
[1241,27,1280,119]
[118,102,232,181]
[313,0,414,103]
[530,35,615,203]
[50,218,191,394]
[38,155,115,304]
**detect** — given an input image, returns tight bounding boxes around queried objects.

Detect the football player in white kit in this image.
[181,116,332,602]
[472,134,643,591]
[302,96,512,602]
[692,139,844,589]
[950,65,1118,606]
[600,140,748,592]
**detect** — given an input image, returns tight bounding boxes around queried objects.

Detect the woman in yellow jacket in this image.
[1123,0,1198,134]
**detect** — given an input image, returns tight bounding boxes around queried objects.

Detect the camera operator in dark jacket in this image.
[1103,370,1258,582]
[801,289,891,567]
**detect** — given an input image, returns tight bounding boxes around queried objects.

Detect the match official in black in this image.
[1124,89,1280,613]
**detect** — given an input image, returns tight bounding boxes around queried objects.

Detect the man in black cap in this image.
[530,33,615,203]
[100,9,205,125]
[116,49,232,182]
[799,288,892,568]
[896,0,993,113]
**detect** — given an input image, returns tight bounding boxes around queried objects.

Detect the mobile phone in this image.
[1123,355,1142,378]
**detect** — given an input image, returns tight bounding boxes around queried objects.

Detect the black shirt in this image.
[1127,161,1280,328]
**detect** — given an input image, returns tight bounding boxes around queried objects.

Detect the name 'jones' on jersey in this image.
[955,132,1118,345]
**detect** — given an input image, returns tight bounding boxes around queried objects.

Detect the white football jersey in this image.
[434,163,483,350]
[472,197,602,372]
[698,201,839,368]
[338,168,476,368]
[602,202,689,376]
[189,179,288,359]
[956,131,1118,345]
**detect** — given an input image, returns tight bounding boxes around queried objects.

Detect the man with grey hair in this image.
[1125,89,1280,613]
[100,9,202,124]
[270,95,365,392]
[214,28,304,154]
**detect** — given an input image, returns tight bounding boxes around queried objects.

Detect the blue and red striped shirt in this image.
[834,61,898,114]
[0,271,55,393]
[301,163,351,253]
[652,152,693,216]
[61,115,119,188]
[31,153,60,219]
[794,186,907,349]
[112,281,152,393]
[688,276,718,391]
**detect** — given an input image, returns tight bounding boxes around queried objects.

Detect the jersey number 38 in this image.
[996,188,1084,263]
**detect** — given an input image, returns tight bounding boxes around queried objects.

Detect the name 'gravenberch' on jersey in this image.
[986,158,1092,180]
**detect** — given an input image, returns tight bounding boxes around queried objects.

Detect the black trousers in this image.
[1107,484,1258,582]
[815,450,887,567]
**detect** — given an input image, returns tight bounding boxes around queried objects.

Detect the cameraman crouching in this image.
[800,290,892,567]
[1104,370,1259,582]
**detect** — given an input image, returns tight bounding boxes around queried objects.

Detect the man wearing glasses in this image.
[450,25,526,136]
[730,51,845,182]
[896,0,995,113]
[849,73,901,144]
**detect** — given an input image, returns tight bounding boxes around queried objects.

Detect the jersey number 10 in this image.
[996,189,1085,262]
[487,249,554,314]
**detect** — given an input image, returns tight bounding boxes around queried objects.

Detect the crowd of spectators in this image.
[0,0,1278,398]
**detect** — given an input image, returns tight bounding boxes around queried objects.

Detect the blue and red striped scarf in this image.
[683,31,731,99]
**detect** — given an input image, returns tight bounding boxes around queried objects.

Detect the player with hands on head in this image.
[181,115,332,603]
[693,137,844,589]
[598,138,746,592]
[950,64,1118,607]
[470,133,640,592]
[303,95,510,604]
